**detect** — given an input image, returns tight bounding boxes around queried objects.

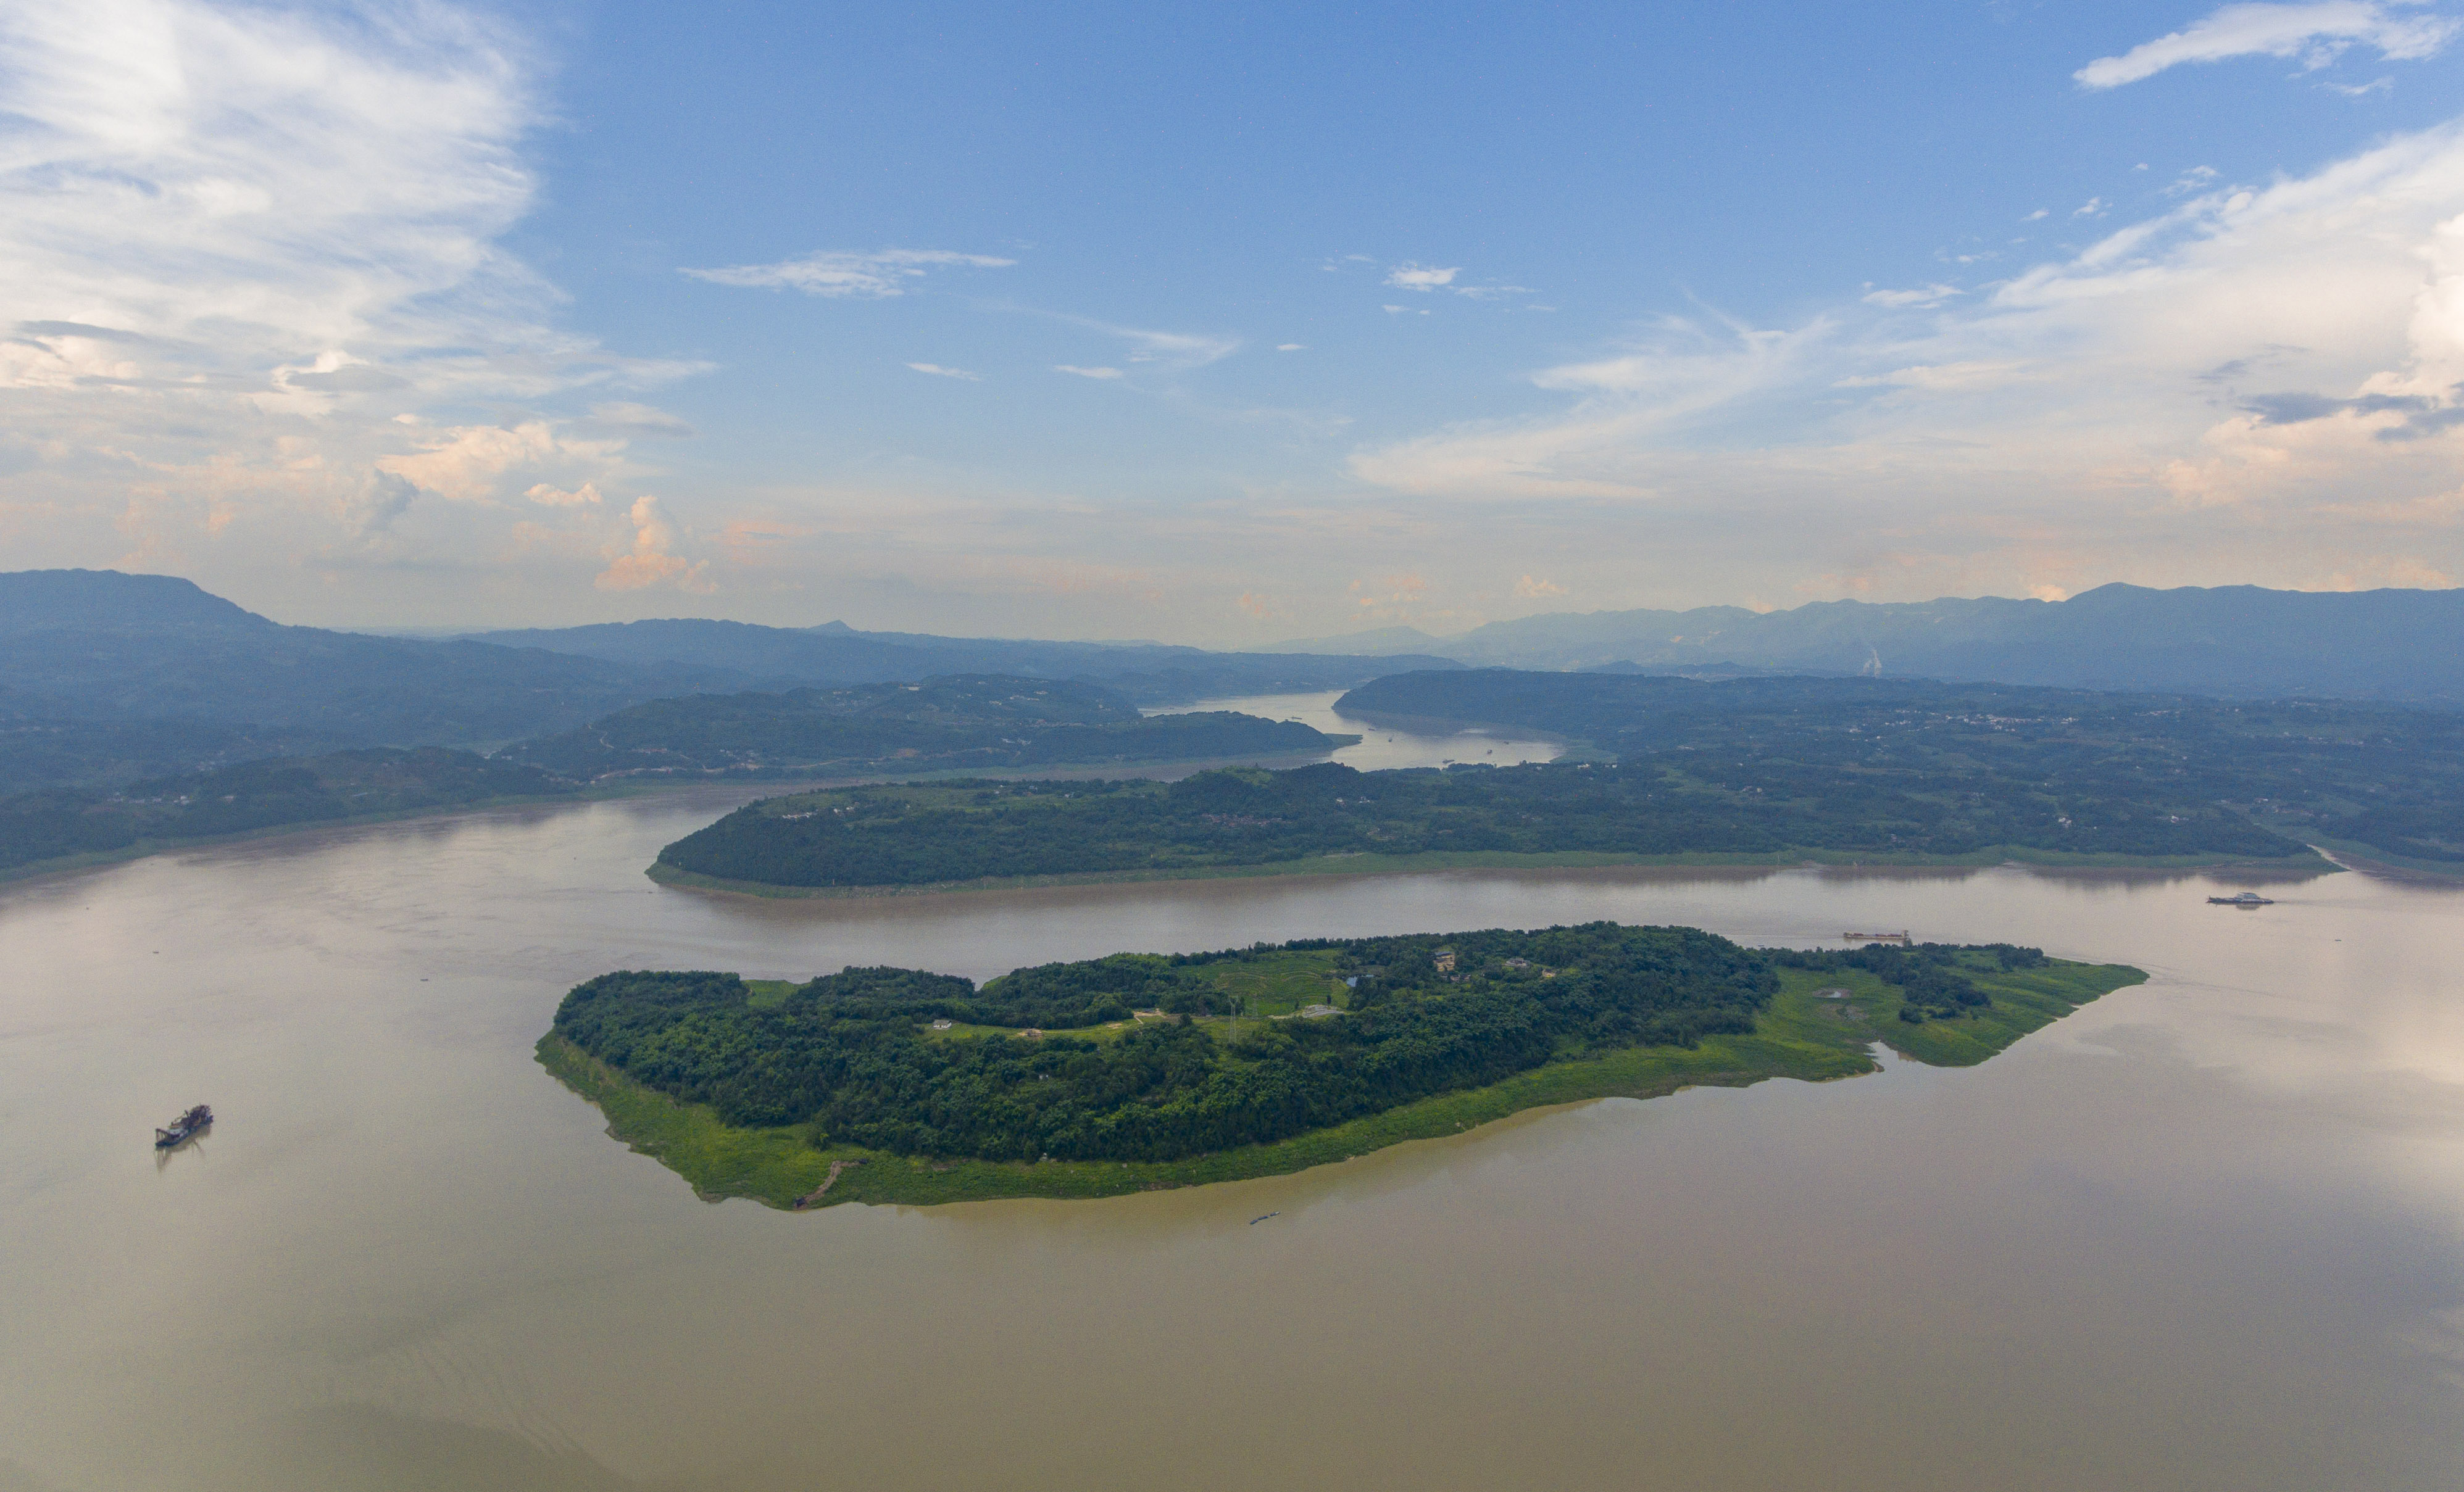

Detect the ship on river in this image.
[155,1104,212,1148]
[2207,892,2275,907]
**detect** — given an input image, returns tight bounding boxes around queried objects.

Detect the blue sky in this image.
[6,1,2464,638]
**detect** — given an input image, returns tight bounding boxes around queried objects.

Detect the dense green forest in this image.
[0,748,573,874]
[656,743,2310,892]
[501,673,1341,782]
[1337,671,2464,865]
[551,929,2079,1165]
[554,924,1787,1162]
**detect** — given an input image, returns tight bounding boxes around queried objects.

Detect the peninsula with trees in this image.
[537,922,2146,1207]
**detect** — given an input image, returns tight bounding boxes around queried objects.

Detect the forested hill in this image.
[0,747,575,876]
[0,570,736,792]
[1334,671,2464,868]
[0,570,1423,795]
[500,674,1345,782]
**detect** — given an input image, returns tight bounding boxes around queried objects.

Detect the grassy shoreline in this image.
[537,959,2147,1209]
[646,842,2330,901]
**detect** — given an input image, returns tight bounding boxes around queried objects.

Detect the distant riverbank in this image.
[646,842,2333,901]
[539,959,2147,1209]
[0,745,1357,888]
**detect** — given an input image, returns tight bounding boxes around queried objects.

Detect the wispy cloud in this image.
[1862,283,1963,309]
[1350,115,2464,538]
[1377,260,1534,300]
[1054,364,1122,379]
[2075,2,2461,89]
[1018,310,1239,369]
[907,362,981,380]
[683,248,1015,297]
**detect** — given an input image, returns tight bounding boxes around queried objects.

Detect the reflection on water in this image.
[2,732,2462,1490]
[1144,689,1560,771]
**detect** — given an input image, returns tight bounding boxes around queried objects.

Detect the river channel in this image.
[3,708,2462,1490]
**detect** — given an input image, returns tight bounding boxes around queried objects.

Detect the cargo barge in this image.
[155,1104,212,1148]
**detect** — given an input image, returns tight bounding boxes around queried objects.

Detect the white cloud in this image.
[2075,2,2461,90]
[1385,263,1459,291]
[2073,197,2110,217]
[0,0,705,587]
[1381,304,1430,316]
[681,248,1015,297]
[1349,115,2464,537]
[525,481,603,507]
[1054,364,1122,379]
[596,495,708,591]
[2326,74,2396,92]
[907,362,981,380]
[1024,310,1239,368]
[2024,209,2050,221]
[1833,361,2027,391]
[1862,283,1963,308]
[1277,343,1306,351]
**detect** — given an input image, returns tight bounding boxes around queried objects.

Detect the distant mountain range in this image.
[1280,584,2464,702]
[8,568,2463,802]
[0,570,1441,794]
[459,617,1458,703]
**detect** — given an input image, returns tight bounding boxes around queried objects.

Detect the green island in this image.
[536,923,2146,1208]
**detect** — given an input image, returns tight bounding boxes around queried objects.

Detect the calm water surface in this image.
[4,773,2463,1488]
[1145,688,1561,769]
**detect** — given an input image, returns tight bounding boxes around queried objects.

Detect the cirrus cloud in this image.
[2075,2,2462,90]
[682,247,1015,297]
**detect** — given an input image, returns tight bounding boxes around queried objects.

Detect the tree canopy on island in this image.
[554,923,1796,1162]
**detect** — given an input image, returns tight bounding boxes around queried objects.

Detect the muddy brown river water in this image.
[4,752,2463,1489]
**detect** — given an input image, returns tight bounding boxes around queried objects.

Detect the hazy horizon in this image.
[8,1,2464,644]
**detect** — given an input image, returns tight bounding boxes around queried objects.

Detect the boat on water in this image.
[2208,892,2275,906]
[155,1104,212,1148]
[1844,930,1912,943]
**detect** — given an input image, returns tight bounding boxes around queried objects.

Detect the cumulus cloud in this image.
[596,495,709,591]
[1512,574,1568,598]
[2075,2,2461,90]
[907,362,981,380]
[681,249,1015,297]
